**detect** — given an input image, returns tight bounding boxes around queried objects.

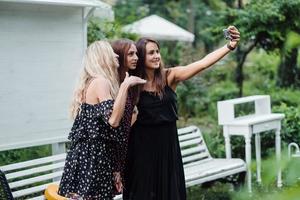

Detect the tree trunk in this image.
[277,48,299,87]
[234,0,246,97]
[235,48,244,97]
[238,0,243,8]
[235,42,257,96]
[188,0,196,47]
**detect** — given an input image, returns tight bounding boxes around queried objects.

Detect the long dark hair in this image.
[111,39,135,82]
[133,37,166,98]
[111,39,139,104]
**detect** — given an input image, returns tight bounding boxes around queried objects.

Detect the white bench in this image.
[179,126,246,187]
[0,153,66,200]
[0,126,246,199]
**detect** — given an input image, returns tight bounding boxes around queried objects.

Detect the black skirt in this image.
[123,121,186,200]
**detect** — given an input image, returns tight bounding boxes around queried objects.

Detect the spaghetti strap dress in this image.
[123,86,186,200]
[58,94,134,199]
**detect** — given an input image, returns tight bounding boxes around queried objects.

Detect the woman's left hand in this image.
[123,72,146,88]
[228,26,240,49]
[113,172,123,193]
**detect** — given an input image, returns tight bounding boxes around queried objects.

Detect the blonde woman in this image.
[58,41,146,199]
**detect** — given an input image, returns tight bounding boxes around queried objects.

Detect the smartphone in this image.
[223,29,232,40]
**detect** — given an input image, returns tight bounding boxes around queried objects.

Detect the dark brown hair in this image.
[111,39,139,104]
[133,37,166,98]
[111,39,135,82]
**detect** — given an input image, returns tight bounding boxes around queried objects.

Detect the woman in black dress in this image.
[123,26,240,200]
[58,41,145,199]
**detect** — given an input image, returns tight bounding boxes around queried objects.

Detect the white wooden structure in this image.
[0,126,246,199]
[0,0,111,152]
[217,95,285,192]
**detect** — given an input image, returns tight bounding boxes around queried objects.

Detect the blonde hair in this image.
[70,40,120,119]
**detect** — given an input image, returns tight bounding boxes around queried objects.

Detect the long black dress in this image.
[58,97,133,200]
[123,86,186,200]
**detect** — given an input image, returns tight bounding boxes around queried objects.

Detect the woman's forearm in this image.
[108,82,130,128]
[199,44,231,68]
[171,26,240,84]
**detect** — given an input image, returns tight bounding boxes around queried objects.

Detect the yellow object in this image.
[44,184,67,200]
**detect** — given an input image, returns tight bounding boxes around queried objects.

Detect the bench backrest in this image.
[178,126,212,166]
[0,153,66,199]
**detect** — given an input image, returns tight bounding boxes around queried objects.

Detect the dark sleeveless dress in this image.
[58,95,134,199]
[123,86,187,200]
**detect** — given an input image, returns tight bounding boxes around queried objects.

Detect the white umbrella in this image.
[122,14,195,42]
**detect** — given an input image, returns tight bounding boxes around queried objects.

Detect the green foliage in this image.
[87,17,138,45]
[187,182,233,200]
[243,51,278,95]
[114,0,149,25]
[87,18,106,44]
[243,49,300,104]
[280,31,300,88]
[207,80,239,116]
[285,31,300,50]
[0,145,51,166]
[210,0,300,91]
[273,103,300,145]
[203,125,226,158]
[231,152,300,200]
[229,0,300,50]
[159,41,183,66]
[184,150,300,200]
[271,88,300,107]
[176,75,208,121]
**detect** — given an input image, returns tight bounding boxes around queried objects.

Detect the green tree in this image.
[278,31,300,87]
[214,0,300,95]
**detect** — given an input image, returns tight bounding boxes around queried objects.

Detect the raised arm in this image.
[90,73,145,128]
[168,26,240,87]
[108,73,146,127]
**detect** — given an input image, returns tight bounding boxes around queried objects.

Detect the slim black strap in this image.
[165,69,170,87]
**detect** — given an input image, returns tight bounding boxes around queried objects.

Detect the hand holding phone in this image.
[223,29,232,40]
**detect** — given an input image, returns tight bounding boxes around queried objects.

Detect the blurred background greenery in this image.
[2,0,300,199]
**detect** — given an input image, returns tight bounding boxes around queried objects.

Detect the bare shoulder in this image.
[86,77,112,103]
[164,67,180,86]
[91,77,110,90]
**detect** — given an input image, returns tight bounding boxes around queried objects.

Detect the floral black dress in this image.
[58,96,134,200]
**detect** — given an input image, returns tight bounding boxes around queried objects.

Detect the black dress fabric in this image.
[123,86,186,200]
[58,97,134,200]
[0,169,13,200]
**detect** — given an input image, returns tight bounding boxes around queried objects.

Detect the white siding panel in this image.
[0,3,85,149]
